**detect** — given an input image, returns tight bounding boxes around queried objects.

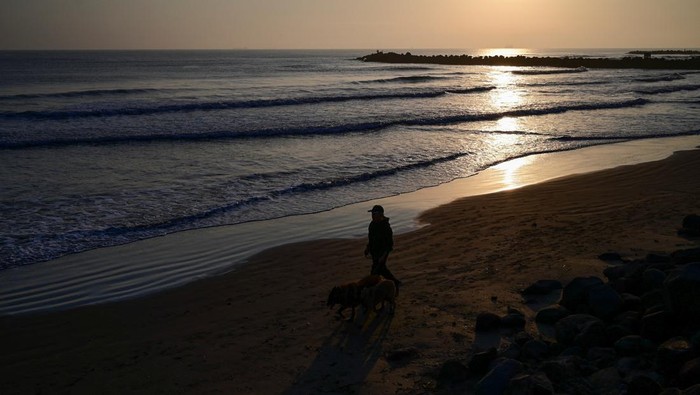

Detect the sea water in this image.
[1,48,699,273]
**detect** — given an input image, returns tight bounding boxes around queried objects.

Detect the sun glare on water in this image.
[487,69,524,109]
[493,155,535,190]
[477,48,529,58]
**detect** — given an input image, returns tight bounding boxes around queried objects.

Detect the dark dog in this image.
[361,279,397,314]
[327,274,383,320]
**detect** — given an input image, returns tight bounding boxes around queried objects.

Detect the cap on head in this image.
[368,205,384,214]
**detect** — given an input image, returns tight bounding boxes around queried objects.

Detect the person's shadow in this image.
[282,310,394,394]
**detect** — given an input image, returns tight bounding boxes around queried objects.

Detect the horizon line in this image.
[2,46,700,52]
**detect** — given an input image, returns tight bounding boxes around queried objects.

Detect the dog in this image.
[327,274,383,320]
[360,279,397,314]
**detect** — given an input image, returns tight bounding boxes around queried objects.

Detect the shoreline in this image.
[2,135,700,315]
[1,138,699,393]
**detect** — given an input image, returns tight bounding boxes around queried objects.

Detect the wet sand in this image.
[1,146,699,394]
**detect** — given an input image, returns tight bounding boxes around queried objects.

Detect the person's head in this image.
[368,205,385,220]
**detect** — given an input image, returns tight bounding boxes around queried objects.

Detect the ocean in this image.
[1,48,700,311]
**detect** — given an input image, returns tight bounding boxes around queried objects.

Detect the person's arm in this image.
[378,223,393,262]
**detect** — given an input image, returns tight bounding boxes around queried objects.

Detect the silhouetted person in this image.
[364,205,401,290]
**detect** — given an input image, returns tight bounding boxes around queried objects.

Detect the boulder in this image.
[614,335,655,357]
[588,366,623,394]
[587,283,624,320]
[541,355,586,384]
[643,268,667,291]
[681,384,700,394]
[475,358,522,395]
[671,249,700,264]
[476,312,502,332]
[560,277,604,311]
[621,293,644,312]
[587,347,617,367]
[663,263,700,322]
[501,313,526,330]
[468,347,498,376]
[641,289,666,310]
[683,214,700,229]
[678,358,700,389]
[641,310,672,342]
[507,372,554,395]
[626,375,663,395]
[555,314,605,348]
[437,359,470,386]
[520,339,550,361]
[647,253,673,264]
[658,388,683,395]
[501,343,521,360]
[514,331,533,346]
[680,214,700,237]
[606,324,635,345]
[536,305,571,325]
[656,337,695,375]
[613,310,642,333]
[691,330,700,350]
[616,356,652,377]
[605,265,629,281]
[522,279,563,295]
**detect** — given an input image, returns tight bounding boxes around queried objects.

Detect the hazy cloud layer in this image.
[1,0,699,49]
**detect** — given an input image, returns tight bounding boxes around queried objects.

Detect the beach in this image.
[2,143,699,394]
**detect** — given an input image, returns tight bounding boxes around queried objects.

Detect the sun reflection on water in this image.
[493,154,535,190]
[477,48,529,58]
[488,69,524,109]
[496,116,519,131]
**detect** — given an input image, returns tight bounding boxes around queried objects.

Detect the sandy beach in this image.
[2,145,700,394]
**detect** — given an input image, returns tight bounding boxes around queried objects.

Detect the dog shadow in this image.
[282,310,394,395]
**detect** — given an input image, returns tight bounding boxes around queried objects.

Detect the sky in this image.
[1,0,699,50]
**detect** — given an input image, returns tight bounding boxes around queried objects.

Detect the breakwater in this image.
[357,51,700,70]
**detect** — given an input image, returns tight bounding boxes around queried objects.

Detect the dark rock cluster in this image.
[436,215,700,394]
[356,51,700,70]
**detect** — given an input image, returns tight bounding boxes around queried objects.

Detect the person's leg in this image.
[372,255,401,287]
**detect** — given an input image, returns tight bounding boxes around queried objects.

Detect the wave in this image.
[1,98,651,149]
[360,75,450,84]
[512,67,588,75]
[2,98,651,149]
[0,88,165,101]
[0,86,493,121]
[633,73,686,83]
[446,86,496,94]
[634,84,700,95]
[524,80,613,88]
[550,128,700,142]
[368,66,436,71]
[3,151,474,266]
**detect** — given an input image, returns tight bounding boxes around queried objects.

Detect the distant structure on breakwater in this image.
[357,51,700,70]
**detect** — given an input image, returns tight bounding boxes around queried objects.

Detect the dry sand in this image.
[1,148,699,394]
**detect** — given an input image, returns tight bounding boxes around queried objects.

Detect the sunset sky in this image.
[1,0,699,50]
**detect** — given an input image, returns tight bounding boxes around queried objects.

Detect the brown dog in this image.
[327,274,383,320]
[361,279,397,314]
